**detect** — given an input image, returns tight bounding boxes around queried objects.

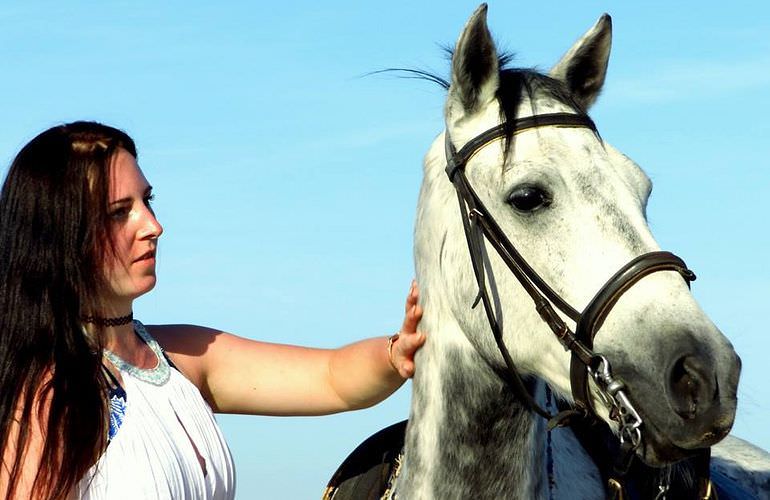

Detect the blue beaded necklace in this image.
[103,321,170,386]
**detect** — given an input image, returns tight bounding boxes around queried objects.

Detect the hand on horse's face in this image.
[392,281,425,379]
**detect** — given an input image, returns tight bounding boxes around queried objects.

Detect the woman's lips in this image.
[134,250,156,263]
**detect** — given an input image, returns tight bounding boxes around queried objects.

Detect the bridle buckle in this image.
[588,356,643,449]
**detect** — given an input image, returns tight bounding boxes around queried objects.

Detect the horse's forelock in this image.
[496,69,585,161]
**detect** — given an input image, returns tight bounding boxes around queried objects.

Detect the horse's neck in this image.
[397,316,604,499]
[395,315,541,498]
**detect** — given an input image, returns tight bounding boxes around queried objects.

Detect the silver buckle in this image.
[588,355,643,449]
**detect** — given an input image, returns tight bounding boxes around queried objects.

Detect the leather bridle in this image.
[444,112,714,498]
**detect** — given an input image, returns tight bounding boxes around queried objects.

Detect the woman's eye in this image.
[507,186,552,212]
[109,207,130,219]
[144,194,156,215]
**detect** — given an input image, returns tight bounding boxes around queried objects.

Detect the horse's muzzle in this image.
[618,338,741,465]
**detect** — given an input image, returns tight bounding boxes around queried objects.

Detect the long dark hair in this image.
[0,122,137,498]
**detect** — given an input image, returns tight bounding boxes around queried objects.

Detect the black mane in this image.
[378,54,585,156]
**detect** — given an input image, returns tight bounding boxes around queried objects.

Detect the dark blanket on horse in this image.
[323,420,756,499]
[323,421,406,500]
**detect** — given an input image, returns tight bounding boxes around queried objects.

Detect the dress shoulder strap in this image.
[102,364,124,391]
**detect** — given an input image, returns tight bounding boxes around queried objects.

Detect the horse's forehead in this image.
[515,136,647,204]
[449,94,576,145]
[497,130,609,184]
[510,128,599,160]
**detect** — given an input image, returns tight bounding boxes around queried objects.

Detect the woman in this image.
[0,121,424,499]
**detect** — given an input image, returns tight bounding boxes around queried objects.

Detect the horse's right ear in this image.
[447,4,500,125]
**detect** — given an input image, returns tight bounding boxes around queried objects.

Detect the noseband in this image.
[444,112,713,498]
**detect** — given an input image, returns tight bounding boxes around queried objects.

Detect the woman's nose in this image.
[139,208,163,240]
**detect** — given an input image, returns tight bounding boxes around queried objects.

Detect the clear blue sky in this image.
[1,1,768,498]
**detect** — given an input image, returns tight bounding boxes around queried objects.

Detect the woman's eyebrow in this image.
[108,186,153,206]
[108,197,131,206]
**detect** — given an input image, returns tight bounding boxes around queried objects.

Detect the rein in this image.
[444,112,714,499]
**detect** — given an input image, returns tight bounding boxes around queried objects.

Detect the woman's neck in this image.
[82,302,152,367]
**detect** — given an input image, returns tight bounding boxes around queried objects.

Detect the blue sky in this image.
[1,1,768,498]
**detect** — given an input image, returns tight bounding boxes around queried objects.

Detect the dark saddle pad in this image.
[323,420,754,499]
[323,420,406,500]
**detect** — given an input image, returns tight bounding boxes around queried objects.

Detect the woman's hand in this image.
[388,280,425,379]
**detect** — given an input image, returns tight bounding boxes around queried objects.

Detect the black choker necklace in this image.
[82,312,134,327]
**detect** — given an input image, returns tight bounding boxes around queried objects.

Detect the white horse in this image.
[326,4,770,499]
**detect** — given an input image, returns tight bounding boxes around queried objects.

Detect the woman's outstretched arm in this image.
[150,282,424,415]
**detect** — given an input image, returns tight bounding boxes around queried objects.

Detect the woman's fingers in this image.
[405,279,418,313]
[398,359,416,378]
[402,282,422,334]
[393,331,424,378]
[389,280,426,378]
[401,304,423,334]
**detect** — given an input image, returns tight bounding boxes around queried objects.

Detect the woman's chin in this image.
[106,277,157,302]
[134,278,157,297]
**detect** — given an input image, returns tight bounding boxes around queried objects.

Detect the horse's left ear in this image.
[549,14,612,110]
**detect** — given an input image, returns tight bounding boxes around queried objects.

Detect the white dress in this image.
[76,322,236,499]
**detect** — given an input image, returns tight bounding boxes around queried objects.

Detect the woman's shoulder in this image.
[141,323,223,397]
[143,323,221,352]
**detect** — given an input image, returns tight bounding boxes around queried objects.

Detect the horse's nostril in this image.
[668,355,712,420]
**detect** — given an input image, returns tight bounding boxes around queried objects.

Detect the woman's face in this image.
[103,148,163,305]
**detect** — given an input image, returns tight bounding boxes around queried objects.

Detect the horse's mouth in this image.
[637,431,701,466]
[634,412,733,466]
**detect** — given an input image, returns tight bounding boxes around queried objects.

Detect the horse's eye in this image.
[507,186,551,212]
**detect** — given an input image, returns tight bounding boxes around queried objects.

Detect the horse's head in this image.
[414,4,740,466]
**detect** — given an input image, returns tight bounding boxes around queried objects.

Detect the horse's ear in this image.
[447,4,500,123]
[549,14,612,110]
